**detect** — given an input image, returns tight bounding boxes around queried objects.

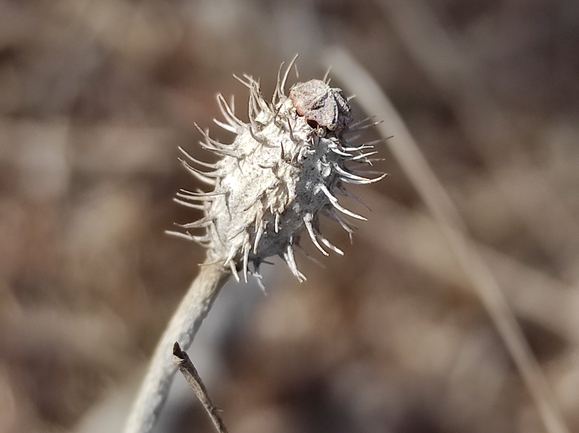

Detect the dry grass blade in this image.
[376,0,579,262]
[323,47,570,433]
[173,343,229,433]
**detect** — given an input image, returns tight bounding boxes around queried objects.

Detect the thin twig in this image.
[123,261,230,433]
[324,47,570,433]
[173,342,229,433]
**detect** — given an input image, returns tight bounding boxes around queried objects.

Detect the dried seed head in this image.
[173,62,385,284]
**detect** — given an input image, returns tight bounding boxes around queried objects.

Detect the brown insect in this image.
[289,79,352,132]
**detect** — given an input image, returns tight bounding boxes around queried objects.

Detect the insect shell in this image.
[289,79,353,132]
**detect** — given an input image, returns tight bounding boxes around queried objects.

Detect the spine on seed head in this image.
[171,59,386,284]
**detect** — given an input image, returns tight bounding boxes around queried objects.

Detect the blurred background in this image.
[1,0,579,432]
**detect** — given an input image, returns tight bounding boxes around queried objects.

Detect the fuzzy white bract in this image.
[173,62,385,284]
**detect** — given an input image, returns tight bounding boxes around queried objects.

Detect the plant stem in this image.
[123,260,230,433]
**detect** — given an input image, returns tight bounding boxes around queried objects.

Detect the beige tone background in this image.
[1,1,578,432]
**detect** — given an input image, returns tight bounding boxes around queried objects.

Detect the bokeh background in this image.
[1,0,579,432]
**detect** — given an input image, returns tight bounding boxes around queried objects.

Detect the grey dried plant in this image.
[123,58,385,433]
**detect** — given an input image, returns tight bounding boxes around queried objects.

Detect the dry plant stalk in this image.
[123,58,385,433]
[172,343,228,433]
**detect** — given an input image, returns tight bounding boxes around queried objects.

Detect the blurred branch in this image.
[324,47,570,433]
[359,189,579,348]
[172,342,229,433]
[376,0,579,266]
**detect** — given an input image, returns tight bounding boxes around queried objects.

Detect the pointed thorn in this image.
[332,200,367,220]
[178,189,222,200]
[213,118,237,133]
[243,243,250,283]
[349,169,386,176]
[178,147,218,168]
[318,234,344,255]
[351,151,379,161]
[326,208,356,240]
[304,216,329,256]
[178,215,214,229]
[179,159,218,184]
[319,184,367,221]
[287,118,297,143]
[217,93,245,129]
[229,261,240,282]
[283,242,306,282]
[348,117,381,132]
[173,198,206,210]
[323,66,332,84]
[334,164,373,182]
[347,116,375,129]
[253,266,267,292]
[330,147,353,157]
[335,184,371,211]
[342,144,373,152]
[233,74,252,89]
[253,220,265,254]
[281,54,299,96]
[339,172,388,185]
[165,230,194,241]
[294,243,325,268]
[273,62,285,104]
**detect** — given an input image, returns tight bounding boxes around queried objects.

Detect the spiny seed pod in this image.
[172,60,385,284]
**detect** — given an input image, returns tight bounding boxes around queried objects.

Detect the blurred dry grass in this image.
[0,1,578,433]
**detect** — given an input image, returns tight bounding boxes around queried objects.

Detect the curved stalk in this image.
[123,261,230,433]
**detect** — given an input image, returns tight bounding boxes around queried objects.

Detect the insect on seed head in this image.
[289,79,352,132]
